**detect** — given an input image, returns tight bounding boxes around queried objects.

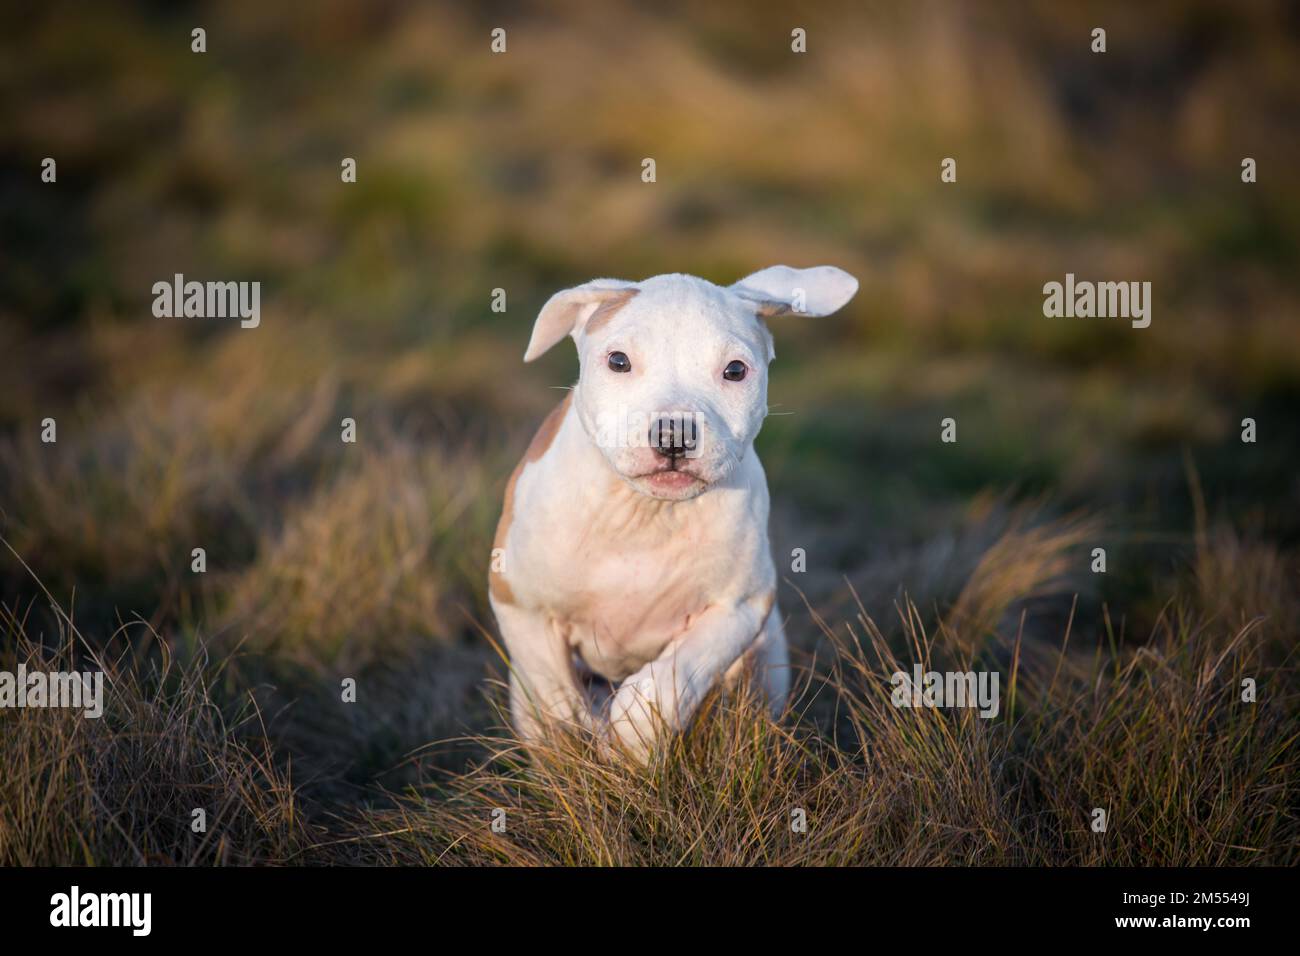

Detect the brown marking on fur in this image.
[490,393,572,605]
[753,301,791,319]
[525,392,571,464]
[490,567,516,604]
[581,288,640,337]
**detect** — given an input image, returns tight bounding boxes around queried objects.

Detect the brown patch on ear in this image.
[753,301,791,319]
[581,288,639,337]
[490,393,572,606]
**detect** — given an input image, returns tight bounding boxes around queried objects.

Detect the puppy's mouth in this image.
[627,462,707,497]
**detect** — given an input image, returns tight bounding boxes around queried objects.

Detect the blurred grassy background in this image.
[1,0,1298,814]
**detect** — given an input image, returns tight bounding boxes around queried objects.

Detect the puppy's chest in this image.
[525,506,741,678]
[563,563,714,678]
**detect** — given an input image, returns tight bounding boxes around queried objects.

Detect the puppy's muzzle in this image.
[649,415,699,461]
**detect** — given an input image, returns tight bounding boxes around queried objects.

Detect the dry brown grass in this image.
[2,509,1295,867]
[220,440,494,668]
[332,521,1298,867]
[333,604,1296,866]
[1,0,1297,867]
[0,576,313,866]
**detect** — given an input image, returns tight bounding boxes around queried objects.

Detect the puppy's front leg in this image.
[606,593,774,760]
[494,602,589,743]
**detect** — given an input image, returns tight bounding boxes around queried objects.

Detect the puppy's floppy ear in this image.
[524,279,638,362]
[730,265,859,318]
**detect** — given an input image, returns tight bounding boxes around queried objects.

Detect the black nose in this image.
[649,415,698,459]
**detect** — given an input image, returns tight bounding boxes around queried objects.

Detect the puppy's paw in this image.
[604,670,674,763]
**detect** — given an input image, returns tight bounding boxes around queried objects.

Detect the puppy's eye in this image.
[723,360,747,382]
[607,351,631,373]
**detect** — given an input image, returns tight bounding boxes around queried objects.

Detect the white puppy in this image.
[489,266,859,759]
